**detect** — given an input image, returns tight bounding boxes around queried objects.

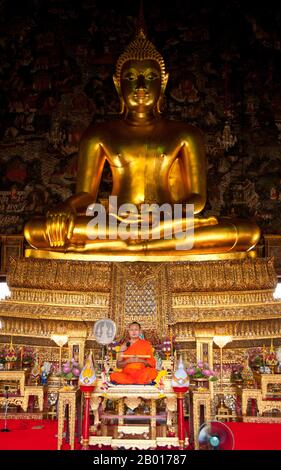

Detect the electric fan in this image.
[198,421,235,450]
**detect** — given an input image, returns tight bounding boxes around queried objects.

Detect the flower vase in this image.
[191,377,209,390]
[22,361,32,372]
[64,377,78,388]
[70,377,78,387]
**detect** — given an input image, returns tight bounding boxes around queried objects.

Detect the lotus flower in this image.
[63,365,71,374]
[186,362,218,382]
[72,367,80,377]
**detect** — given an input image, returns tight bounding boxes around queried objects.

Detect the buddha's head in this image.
[114,30,169,117]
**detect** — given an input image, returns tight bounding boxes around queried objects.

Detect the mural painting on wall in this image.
[0,0,281,235]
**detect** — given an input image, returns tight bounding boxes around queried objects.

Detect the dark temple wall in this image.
[0,0,281,235]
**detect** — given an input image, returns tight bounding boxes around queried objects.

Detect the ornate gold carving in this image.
[0,396,25,408]
[57,388,78,451]
[190,390,212,450]
[0,412,44,420]
[0,372,44,412]
[169,258,276,292]
[1,257,280,351]
[241,388,281,418]
[264,235,281,275]
[118,398,124,426]
[172,304,281,324]
[23,386,44,412]
[0,301,108,321]
[261,374,281,399]
[172,290,274,308]
[173,318,281,341]
[0,316,90,338]
[111,263,171,339]
[8,257,111,291]
[8,257,275,297]
[10,288,109,307]
[243,417,281,423]
[0,235,24,275]
[0,370,25,395]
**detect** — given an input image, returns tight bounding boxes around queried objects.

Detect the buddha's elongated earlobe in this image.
[113,75,126,115]
[155,96,165,115]
[113,74,120,95]
[155,73,169,115]
[119,97,125,115]
[162,72,169,94]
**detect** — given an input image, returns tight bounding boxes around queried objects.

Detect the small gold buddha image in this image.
[24,25,260,259]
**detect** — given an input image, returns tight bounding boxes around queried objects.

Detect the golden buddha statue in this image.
[24,29,260,260]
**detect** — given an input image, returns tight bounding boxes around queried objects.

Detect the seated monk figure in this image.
[110,322,158,385]
[24,28,260,257]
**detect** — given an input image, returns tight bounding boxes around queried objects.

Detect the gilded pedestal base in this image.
[25,248,256,262]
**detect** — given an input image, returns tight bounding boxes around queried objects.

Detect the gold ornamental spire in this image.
[137,0,146,36]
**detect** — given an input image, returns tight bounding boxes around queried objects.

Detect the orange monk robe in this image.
[110,339,158,385]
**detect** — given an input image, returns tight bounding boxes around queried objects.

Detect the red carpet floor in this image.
[0,419,281,450]
[227,422,281,450]
[0,419,59,450]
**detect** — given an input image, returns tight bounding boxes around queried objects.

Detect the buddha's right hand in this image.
[46,205,75,247]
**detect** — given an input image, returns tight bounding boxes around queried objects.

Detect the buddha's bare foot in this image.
[66,242,86,252]
[66,238,140,253]
[127,239,147,252]
[195,216,218,228]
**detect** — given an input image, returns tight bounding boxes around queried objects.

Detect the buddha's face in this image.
[120,59,162,114]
